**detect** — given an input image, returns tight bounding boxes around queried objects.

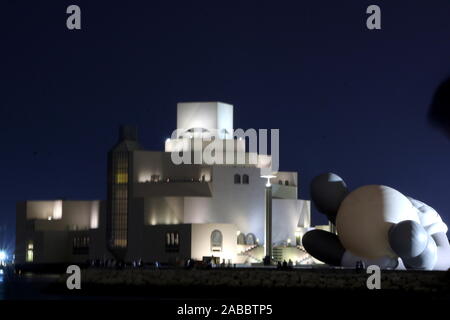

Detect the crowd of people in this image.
[87,257,303,270]
[276,259,295,270]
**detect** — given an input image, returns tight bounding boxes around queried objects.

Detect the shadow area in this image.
[429,76,450,138]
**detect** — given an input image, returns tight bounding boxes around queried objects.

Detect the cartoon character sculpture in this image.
[303,173,450,270]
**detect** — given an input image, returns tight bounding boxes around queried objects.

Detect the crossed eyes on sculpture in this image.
[303,173,450,270]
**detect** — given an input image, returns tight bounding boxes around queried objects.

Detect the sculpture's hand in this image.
[388,220,437,270]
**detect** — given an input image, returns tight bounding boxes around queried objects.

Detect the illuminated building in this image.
[15,102,311,265]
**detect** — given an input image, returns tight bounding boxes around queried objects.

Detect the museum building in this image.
[15,102,313,265]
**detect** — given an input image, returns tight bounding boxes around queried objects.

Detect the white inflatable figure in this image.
[341,196,449,270]
[303,173,450,270]
[408,198,448,238]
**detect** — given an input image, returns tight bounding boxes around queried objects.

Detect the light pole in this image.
[262,175,275,265]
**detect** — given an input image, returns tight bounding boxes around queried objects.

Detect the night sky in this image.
[1,1,450,247]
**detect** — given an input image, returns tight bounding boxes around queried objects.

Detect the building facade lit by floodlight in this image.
[15,102,312,265]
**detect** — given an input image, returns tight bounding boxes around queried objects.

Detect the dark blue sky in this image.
[1,1,450,246]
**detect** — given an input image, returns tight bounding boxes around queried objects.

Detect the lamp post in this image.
[262,175,275,265]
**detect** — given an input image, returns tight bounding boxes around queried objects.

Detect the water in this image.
[0,268,64,300]
[0,268,162,300]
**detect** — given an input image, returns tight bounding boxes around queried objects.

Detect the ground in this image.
[45,267,450,303]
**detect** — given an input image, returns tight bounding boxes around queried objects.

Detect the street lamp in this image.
[261,174,276,265]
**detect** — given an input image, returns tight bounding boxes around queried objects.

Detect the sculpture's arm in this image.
[303,229,399,268]
[302,229,345,266]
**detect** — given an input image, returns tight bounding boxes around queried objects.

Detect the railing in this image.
[138,178,210,183]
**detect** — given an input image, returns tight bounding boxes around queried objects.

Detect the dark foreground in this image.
[1,266,450,317]
[4,266,450,299]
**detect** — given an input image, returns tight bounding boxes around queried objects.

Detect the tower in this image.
[106,126,140,260]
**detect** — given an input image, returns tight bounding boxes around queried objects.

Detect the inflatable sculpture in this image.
[303,173,450,270]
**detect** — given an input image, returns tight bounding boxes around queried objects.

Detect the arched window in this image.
[279,180,283,185]
[211,230,223,252]
[234,174,241,184]
[285,180,289,186]
[242,174,249,184]
[237,233,246,245]
[246,233,256,246]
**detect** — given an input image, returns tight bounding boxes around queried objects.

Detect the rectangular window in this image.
[110,152,129,248]
[116,172,128,184]
[72,236,90,255]
[26,242,33,262]
[165,232,180,252]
